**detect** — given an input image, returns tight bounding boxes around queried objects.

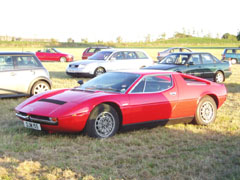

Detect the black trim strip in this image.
[38,98,66,105]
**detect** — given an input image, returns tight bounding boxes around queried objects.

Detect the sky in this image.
[0,0,239,42]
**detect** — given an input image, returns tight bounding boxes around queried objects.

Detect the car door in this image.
[107,51,127,71]
[200,54,218,79]
[127,74,178,124]
[184,54,204,78]
[0,56,17,95]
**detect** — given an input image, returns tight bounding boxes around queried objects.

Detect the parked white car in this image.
[66,49,154,77]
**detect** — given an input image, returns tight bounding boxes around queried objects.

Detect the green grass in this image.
[0,48,240,179]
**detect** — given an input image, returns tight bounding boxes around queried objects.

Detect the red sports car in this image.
[36,48,74,62]
[15,71,227,138]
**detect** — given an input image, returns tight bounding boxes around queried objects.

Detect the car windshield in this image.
[88,51,113,60]
[160,54,190,65]
[77,72,140,93]
[52,48,61,53]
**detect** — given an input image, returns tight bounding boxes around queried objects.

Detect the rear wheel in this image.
[193,96,217,125]
[214,71,224,83]
[231,58,237,64]
[85,104,119,138]
[60,57,66,62]
[31,81,50,95]
[94,67,106,77]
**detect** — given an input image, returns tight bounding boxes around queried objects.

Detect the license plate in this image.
[23,121,41,130]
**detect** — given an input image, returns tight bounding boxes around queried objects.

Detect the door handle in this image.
[170,92,176,95]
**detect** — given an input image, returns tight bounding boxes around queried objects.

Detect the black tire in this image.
[214,71,225,83]
[94,67,106,77]
[31,81,50,95]
[193,96,217,125]
[60,57,66,62]
[85,104,119,138]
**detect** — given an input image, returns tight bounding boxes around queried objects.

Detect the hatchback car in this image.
[0,52,51,98]
[36,48,74,62]
[66,49,153,77]
[221,48,240,64]
[82,46,112,60]
[145,52,231,83]
[157,47,192,61]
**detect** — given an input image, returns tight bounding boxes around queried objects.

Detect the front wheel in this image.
[31,81,50,95]
[60,57,66,62]
[85,104,119,138]
[193,96,217,125]
[214,71,224,83]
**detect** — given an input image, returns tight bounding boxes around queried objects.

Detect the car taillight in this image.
[158,52,161,56]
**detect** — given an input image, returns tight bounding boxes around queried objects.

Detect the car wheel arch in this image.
[197,93,219,109]
[88,101,123,126]
[27,77,52,94]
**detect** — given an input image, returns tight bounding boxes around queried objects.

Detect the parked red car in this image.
[16,71,227,138]
[82,46,112,59]
[36,48,73,62]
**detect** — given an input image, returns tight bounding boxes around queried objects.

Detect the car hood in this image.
[69,60,103,66]
[16,89,116,117]
[145,64,179,70]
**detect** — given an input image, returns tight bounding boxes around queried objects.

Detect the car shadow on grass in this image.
[225,83,240,93]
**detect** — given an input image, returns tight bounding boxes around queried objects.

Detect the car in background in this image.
[145,52,231,83]
[66,49,153,77]
[157,47,192,61]
[0,52,51,98]
[36,48,74,62]
[221,48,240,64]
[82,46,112,59]
[16,71,227,138]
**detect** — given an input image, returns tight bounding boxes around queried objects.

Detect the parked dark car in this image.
[157,47,192,61]
[221,48,240,64]
[0,52,51,98]
[82,46,112,60]
[145,52,231,83]
[36,48,73,62]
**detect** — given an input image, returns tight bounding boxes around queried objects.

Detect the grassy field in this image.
[0,48,240,179]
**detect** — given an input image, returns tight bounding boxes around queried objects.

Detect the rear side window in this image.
[87,48,96,53]
[0,56,14,71]
[201,54,215,64]
[15,56,41,69]
[135,51,148,59]
[131,75,172,93]
[188,54,201,64]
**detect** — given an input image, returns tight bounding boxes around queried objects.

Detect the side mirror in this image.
[78,80,84,85]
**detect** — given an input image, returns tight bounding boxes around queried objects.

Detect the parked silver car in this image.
[66,49,154,77]
[0,52,52,98]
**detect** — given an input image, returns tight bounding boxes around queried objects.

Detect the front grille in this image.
[69,64,78,68]
[16,111,58,125]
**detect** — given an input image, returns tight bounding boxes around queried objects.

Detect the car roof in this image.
[100,48,147,53]
[224,48,240,50]
[0,52,36,56]
[88,46,112,49]
[169,52,211,55]
[113,69,177,76]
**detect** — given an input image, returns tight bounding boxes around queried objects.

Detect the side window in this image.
[124,51,137,59]
[135,51,148,59]
[0,56,14,71]
[88,48,96,53]
[201,54,214,64]
[111,52,125,60]
[131,75,172,93]
[188,54,201,65]
[236,49,240,54]
[15,56,40,69]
